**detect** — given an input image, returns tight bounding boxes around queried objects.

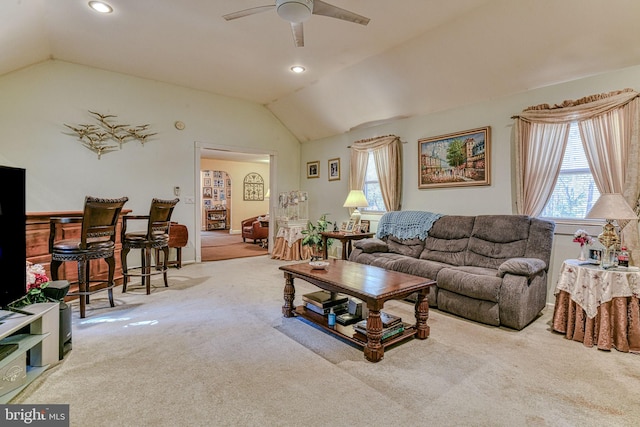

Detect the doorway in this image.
[194,142,276,263]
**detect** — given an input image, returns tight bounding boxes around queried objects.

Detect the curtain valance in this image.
[351,135,400,151]
[513,88,640,123]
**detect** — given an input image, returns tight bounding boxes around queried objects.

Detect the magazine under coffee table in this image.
[280,259,436,362]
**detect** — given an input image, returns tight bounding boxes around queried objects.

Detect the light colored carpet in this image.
[13,256,640,426]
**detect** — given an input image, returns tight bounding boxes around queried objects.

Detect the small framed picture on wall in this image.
[307,161,320,179]
[328,158,340,181]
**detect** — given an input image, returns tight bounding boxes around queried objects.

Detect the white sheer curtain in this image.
[349,135,402,212]
[513,88,640,261]
[513,120,570,216]
[578,100,638,193]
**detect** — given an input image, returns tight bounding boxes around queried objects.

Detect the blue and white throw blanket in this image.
[376,211,443,240]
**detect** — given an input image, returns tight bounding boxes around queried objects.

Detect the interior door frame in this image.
[194,141,277,263]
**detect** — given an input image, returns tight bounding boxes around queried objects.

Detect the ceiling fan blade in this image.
[223,5,275,21]
[291,22,304,47]
[312,0,370,25]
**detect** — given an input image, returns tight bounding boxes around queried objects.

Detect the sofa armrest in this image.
[497,257,547,278]
[241,216,258,228]
[353,238,389,253]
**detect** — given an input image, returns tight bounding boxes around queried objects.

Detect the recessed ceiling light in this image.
[89,1,113,13]
[290,65,306,74]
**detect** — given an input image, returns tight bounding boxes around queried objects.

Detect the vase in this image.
[578,245,587,261]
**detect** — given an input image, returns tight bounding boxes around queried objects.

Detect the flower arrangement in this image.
[573,229,593,247]
[12,261,53,308]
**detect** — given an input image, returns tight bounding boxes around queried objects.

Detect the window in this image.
[540,122,600,219]
[362,153,386,212]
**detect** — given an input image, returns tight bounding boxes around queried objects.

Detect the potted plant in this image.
[301,214,333,260]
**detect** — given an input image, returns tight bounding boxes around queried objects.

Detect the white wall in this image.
[301,64,640,304]
[0,60,300,263]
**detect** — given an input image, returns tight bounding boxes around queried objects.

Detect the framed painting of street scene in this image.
[418,126,490,189]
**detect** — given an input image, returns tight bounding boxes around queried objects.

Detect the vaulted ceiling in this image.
[3,0,640,142]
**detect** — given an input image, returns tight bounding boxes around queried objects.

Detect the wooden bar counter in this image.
[27,210,131,298]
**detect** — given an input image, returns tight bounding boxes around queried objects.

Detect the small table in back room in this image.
[321,231,375,260]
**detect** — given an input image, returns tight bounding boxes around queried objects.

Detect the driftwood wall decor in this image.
[64,111,157,159]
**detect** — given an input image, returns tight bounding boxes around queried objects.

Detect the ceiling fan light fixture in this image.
[88,1,113,14]
[276,0,313,23]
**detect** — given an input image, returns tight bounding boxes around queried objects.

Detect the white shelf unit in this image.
[0,302,59,403]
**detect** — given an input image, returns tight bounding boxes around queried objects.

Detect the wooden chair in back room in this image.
[121,198,179,295]
[49,196,129,318]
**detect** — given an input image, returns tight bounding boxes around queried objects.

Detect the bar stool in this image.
[49,196,129,318]
[121,198,179,294]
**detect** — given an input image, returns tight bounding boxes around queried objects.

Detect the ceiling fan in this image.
[223,0,370,47]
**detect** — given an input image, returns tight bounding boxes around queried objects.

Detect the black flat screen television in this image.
[0,166,27,308]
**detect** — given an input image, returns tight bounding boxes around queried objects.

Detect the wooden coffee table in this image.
[280,259,436,362]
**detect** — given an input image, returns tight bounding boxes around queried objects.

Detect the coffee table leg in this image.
[414,289,430,339]
[364,309,384,362]
[282,272,295,317]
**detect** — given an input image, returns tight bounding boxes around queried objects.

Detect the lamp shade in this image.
[586,193,638,220]
[343,190,369,209]
[265,189,270,198]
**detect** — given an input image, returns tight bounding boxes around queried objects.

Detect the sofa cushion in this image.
[386,236,424,258]
[349,252,408,271]
[390,257,446,282]
[465,215,531,269]
[420,215,474,266]
[436,266,502,302]
[524,218,556,271]
[437,289,500,326]
[353,238,388,253]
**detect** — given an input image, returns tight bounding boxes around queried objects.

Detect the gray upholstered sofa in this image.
[348,211,555,330]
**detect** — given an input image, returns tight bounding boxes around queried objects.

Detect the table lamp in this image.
[343,190,369,225]
[586,193,638,268]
